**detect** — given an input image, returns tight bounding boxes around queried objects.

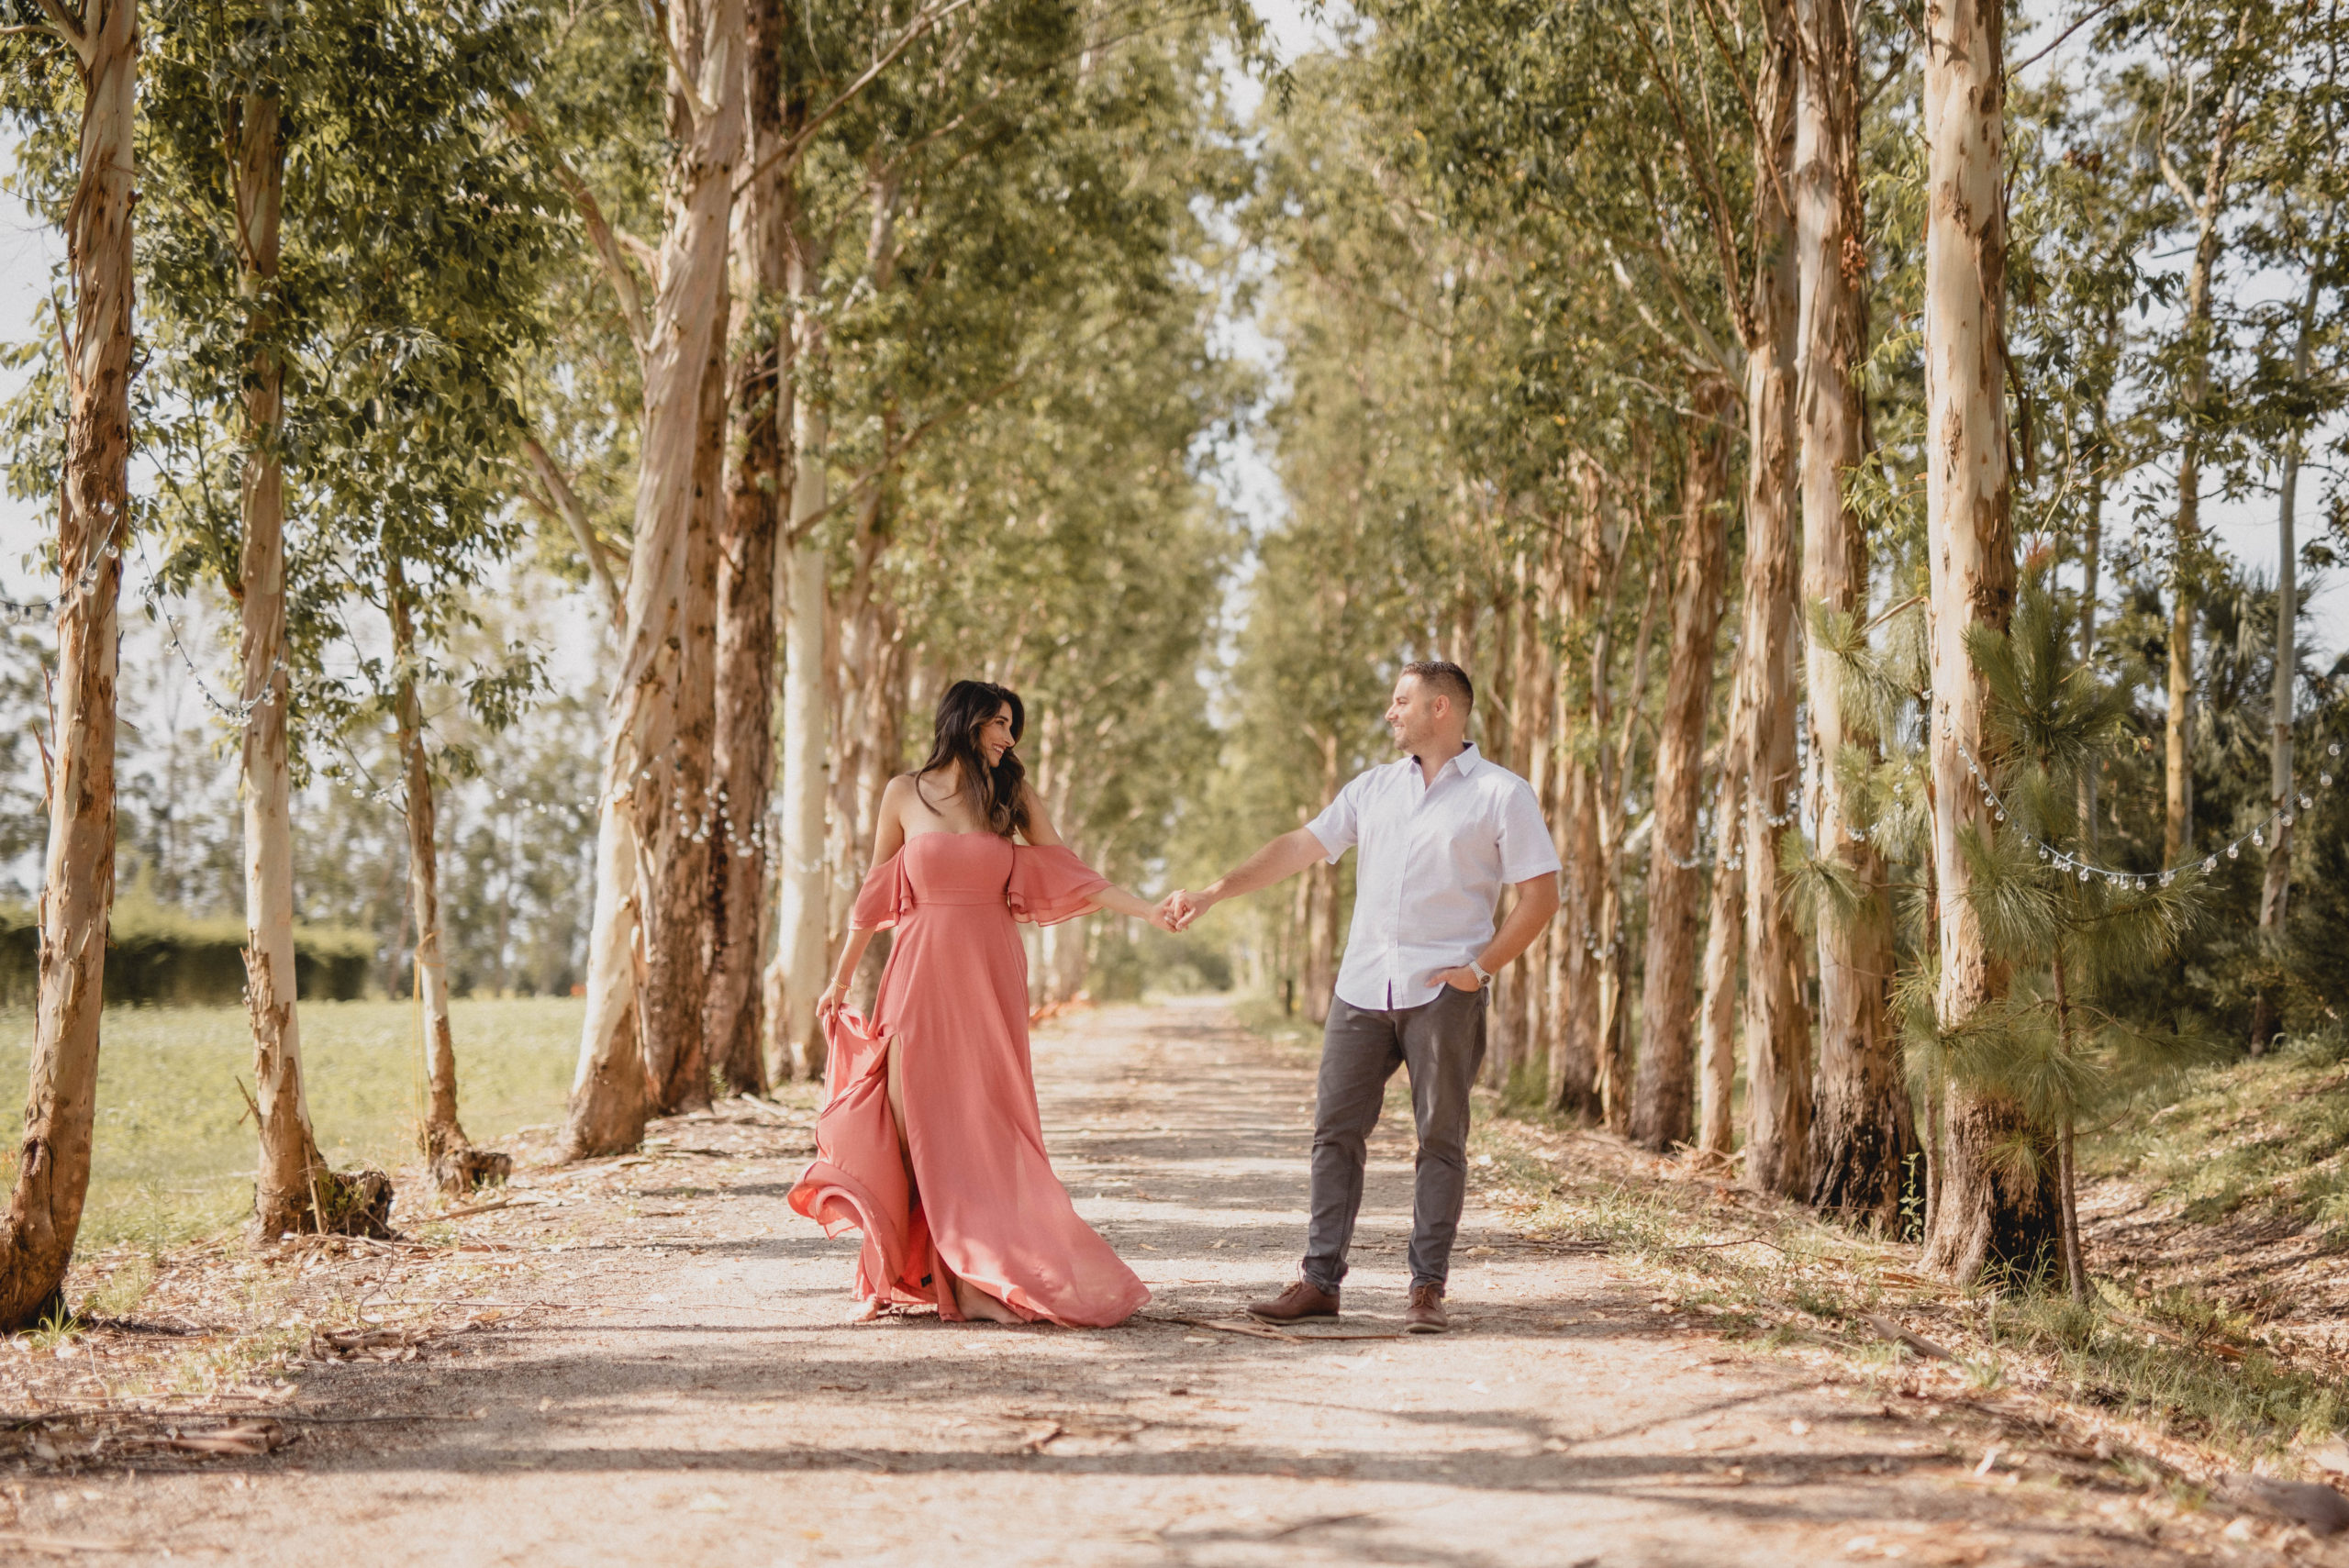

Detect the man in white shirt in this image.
[1162,661,1561,1333]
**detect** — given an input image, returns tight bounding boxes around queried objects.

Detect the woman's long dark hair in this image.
[916,680,1030,839]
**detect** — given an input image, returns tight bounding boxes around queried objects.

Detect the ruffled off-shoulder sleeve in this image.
[1006,844,1112,927]
[849,851,912,931]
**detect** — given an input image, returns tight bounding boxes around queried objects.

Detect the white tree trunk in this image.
[1918,0,2058,1281]
[232,89,334,1238]
[774,454,830,1083]
[2261,277,2316,932]
[564,0,746,1157]
[1796,0,1909,1225]
[390,570,464,1163]
[1738,9,1810,1198]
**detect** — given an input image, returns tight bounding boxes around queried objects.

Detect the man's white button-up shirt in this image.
[1305,742,1562,1013]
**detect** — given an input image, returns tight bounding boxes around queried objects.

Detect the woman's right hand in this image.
[816,980,851,1026]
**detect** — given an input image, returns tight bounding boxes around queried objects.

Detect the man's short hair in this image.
[1401,658,1475,713]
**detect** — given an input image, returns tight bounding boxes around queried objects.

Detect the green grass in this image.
[0,997,584,1251]
[2087,1034,2349,1247]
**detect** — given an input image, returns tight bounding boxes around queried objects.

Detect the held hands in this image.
[1155,889,1206,932]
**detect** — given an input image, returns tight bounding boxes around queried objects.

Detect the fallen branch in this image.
[1861,1313,1956,1361]
[1667,1235,1787,1253]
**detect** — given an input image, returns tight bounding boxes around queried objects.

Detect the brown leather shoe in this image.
[1404,1283,1449,1334]
[1247,1279,1340,1322]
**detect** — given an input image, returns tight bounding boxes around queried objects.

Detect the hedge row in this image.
[0,901,376,1008]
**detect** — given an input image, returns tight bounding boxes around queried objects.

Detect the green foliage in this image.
[0,898,374,1007]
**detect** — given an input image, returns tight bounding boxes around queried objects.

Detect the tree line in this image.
[1209,0,2347,1297]
[0,0,2340,1332]
[0,0,1249,1328]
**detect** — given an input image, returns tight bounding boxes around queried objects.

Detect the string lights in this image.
[1954,736,2335,891]
[0,545,116,626]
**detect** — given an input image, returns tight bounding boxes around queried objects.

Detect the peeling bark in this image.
[1631,389,1731,1151]
[1918,0,2059,1282]
[1796,0,1910,1226]
[0,0,136,1328]
[1737,2,1811,1199]
[566,0,746,1157]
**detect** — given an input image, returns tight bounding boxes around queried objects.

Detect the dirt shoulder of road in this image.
[0,1000,2333,1566]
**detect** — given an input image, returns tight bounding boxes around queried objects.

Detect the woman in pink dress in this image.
[788,680,1171,1328]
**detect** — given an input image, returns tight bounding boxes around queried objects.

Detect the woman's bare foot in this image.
[953,1277,1023,1325]
[849,1296,888,1323]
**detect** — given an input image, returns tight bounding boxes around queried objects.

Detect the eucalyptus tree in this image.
[124,0,556,1233]
[557,0,743,1152]
[2100,0,2281,869]
[2236,3,2349,951]
[0,0,136,1326]
[1796,0,1910,1224]
[1917,0,2062,1282]
[272,4,557,1191]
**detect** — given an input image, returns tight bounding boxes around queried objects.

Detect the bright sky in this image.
[0,0,2336,667]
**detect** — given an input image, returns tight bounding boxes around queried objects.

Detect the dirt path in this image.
[12,1001,2277,1564]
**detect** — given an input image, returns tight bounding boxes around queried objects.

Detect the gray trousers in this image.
[1301,985,1487,1295]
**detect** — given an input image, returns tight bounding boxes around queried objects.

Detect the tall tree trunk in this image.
[2163,66,2249,869]
[1553,485,1610,1122]
[390,568,465,1170]
[1519,562,1558,1099]
[1919,0,2059,1281]
[234,90,334,1236]
[640,271,729,1115]
[2261,274,2316,934]
[1738,10,1811,1198]
[564,0,745,1157]
[1305,733,1339,1025]
[771,323,831,1084]
[1597,536,1663,1131]
[1796,0,1909,1225]
[0,0,135,1327]
[2077,373,2108,850]
[1631,390,1731,1150]
[1698,675,1748,1156]
[703,98,787,1092]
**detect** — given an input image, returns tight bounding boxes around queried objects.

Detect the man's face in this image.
[1385,673,1449,753]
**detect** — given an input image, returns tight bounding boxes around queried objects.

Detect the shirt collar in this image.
[1409,741,1482,782]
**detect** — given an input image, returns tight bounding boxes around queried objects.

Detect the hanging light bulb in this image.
[2203,857,2218,873]
[2077,867,2090,882]
[2254,829,2266,848]
[2161,872,2175,888]
[2227,844,2239,860]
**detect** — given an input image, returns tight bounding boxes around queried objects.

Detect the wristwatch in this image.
[1468,958,1495,987]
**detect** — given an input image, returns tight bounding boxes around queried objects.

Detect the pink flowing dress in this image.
[787,833,1150,1328]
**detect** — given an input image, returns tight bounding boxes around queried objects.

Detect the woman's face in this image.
[977,704,1017,767]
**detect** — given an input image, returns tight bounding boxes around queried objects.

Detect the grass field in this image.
[0,997,584,1251]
